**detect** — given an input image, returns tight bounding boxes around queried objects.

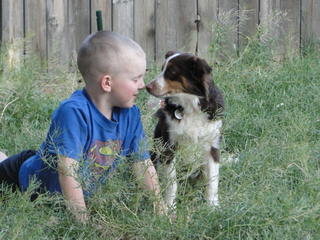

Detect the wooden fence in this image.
[1,0,320,67]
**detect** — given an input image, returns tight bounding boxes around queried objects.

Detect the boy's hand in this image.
[133,159,167,215]
[58,156,88,224]
[72,207,89,224]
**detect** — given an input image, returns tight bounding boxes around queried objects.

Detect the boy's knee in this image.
[0,151,8,162]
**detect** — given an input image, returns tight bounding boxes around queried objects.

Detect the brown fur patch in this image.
[165,78,185,94]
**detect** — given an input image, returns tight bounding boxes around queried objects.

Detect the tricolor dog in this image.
[146,51,224,210]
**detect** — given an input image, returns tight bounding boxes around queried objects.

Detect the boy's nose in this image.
[138,79,145,89]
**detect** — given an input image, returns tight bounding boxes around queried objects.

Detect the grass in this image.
[0,36,319,239]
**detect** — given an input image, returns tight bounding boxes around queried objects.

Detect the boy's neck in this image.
[85,87,113,120]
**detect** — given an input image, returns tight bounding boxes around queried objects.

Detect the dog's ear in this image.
[165,51,180,59]
[196,57,212,75]
[189,56,212,77]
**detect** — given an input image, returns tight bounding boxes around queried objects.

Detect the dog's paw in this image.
[208,198,219,208]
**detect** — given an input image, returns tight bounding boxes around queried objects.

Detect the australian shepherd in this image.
[146,51,224,210]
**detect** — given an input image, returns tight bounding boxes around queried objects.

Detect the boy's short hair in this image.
[77,31,143,83]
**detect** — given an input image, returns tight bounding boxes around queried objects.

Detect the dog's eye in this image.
[169,70,176,76]
[165,69,178,79]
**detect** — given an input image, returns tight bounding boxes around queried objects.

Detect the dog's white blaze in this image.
[154,53,181,91]
[154,75,166,90]
[161,53,181,75]
[150,53,182,95]
[164,159,178,210]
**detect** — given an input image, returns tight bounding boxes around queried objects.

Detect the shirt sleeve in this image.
[44,102,88,161]
[128,107,150,162]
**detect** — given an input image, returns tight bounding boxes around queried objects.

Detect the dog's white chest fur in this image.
[165,95,222,151]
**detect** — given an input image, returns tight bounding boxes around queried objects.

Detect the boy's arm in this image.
[58,156,88,223]
[132,158,166,215]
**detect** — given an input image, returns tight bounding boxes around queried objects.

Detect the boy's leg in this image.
[0,150,36,191]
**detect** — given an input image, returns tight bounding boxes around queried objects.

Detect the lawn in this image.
[0,38,319,239]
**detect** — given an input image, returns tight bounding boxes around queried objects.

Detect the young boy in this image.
[0,31,165,222]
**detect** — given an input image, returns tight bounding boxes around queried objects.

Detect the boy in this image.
[0,31,165,223]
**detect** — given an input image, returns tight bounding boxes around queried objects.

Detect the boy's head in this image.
[77,31,146,108]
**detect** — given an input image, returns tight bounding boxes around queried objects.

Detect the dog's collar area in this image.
[174,109,183,120]
[164,98,184,121]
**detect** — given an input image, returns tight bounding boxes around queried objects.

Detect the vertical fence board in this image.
[155,0,197,63]
[260,0,301,58]
[198,0,218,61]
[113,0,134,38]
[134,0,155,63]
[1,0,24,69]
[47,0,69,67]
[1,0,24,42]
[280,0,301,55]
[69,0,91,61]
[260,0,285,58]
[218,0,239,58]
[302,0,320,48]
[25,0,47,59]
[0,0,2,42]
[91,0,112,32]
[239,0,259,50]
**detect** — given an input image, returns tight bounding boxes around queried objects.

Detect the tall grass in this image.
[1,32,320,239]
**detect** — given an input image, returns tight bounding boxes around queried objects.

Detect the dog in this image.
[146,51,224,210]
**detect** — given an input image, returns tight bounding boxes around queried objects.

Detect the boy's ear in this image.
[101,74,112,92]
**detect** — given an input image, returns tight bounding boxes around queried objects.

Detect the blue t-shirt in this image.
[19,89,149,196]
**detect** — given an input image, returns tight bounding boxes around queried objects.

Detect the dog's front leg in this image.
[164,159,177,211]
[206,147,220,206]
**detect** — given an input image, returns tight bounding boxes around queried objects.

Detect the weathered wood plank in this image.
[259,0,283,58]
[281,0,301,55]
[24,0,47,59]
[1,0,24,70]
[112,0,134,38]
[197,0,218,61]
[239,0,259,50]
[134,0,155,63]
[69,0,91,57]
[91,0,112,32]
[302,0,320,48]
[260,0,301,58]
[47,0,69,67]
[217,0,239,59]
[0,0,2,42]
[155,0,197,63]
[1,0,24,42]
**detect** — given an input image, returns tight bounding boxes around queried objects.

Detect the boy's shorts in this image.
[0,150,36,191]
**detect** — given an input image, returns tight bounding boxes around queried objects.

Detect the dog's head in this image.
[146,51,213,99]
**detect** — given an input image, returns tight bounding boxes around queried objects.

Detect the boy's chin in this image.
[117,102,135,108]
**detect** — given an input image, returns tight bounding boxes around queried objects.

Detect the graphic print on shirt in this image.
[88,139,122,178]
